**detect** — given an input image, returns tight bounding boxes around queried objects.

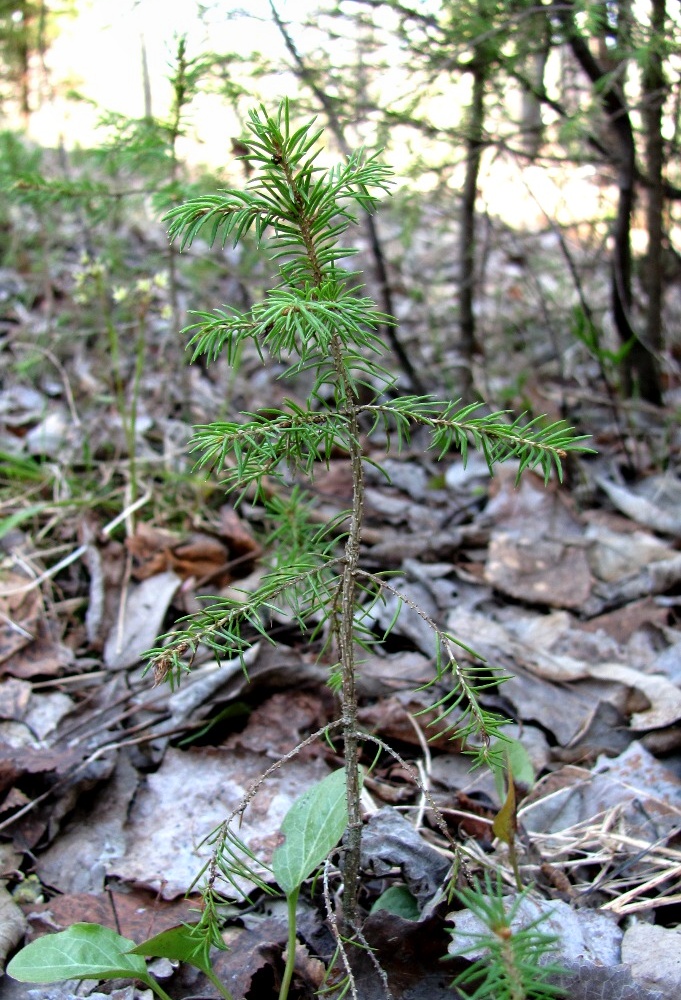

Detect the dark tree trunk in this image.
[553,0,663,404]
[641,0,666,386]
[17,4,32,125]
[458,58,486,402]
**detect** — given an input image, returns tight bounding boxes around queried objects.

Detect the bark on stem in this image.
[279,141,365,926]
[329,334,364,930]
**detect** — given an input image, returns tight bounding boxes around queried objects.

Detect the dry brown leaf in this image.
[212,916,289,1000]
[585,523,672,582]
[0,572,41,667]
[0,678,31,721]
[597,475,681,537]
[1,621,74,679]
[621,921,681,994]
[224,690,329,757]
[83,537,127,650]
[486,531,593,609]
[521,742,681,842]
[483,469,593,609]
[127,518,257,586]
[126,521,177,564]
[23,888,198,944]
[36,752,139,895]
[580,598,670,644]
[103,570,182,670]
[587,663,681,729]
[218,505,262,560]
[0,885,26,972]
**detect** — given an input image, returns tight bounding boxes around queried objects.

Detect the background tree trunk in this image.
[555,0,663,404]
[458,57,486,402]
[641,0,666,392]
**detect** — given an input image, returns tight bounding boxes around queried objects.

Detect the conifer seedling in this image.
[8,100,587,999]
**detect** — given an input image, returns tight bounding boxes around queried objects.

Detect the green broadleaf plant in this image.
[6,923,173,1000]
[272,767,348,897]
[6,773,349,1000]
[272,767,349,1000]
[130,921,233,1000]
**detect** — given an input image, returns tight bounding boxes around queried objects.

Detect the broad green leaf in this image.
[272,768,348,897]
[131,922,222,974]
[370,885,419,920]
[131,923,233,1000]
[7,923,150,984]
[492,777,517,847]
[491,737,534,801]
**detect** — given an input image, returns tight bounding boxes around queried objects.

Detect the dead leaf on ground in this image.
[521,742,681,845]
[0,738,81,847]
[360,808,451,904]
[213,916,289,1000]
[483,469,593,608]
[217,505,262,561]
[82,534,127,650]
[127,509,261,587]
[596,473,681,537]
[580,598,670,644]
[584,522,673,582]
[446,605,681,738]
[1,620,74,680]
[357,689,465,749]
[363,526,483,567]
[588,663,681,729]
[109,746,334,898]
[224,690,329,758]
[449,891,621,966]
[127,522,229,583]
[22,888,198,945]
[103,569,181,670]
[0,678,31,721]
[621,922,681,995]
[36,752,139,895]
[359,908,454,999]
[366,577,440,657]
[486,530,593,608]
[0,884,27,972]
[0,572,41,666]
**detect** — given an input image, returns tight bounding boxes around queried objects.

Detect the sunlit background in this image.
[12,0,618,229]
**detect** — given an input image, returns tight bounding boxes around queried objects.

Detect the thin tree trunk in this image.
[458,58,485,402]
[554,0,663,403]
[17,3,32,126]
[641,0,666,388]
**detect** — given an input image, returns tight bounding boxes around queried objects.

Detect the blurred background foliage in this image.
[1,0,680,429]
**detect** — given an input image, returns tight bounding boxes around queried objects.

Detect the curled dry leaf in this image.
[587,663,681,729]
[596,475,681,538]
[126,510,261,587]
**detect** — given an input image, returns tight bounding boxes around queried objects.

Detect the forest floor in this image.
[0,178,681,1000]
